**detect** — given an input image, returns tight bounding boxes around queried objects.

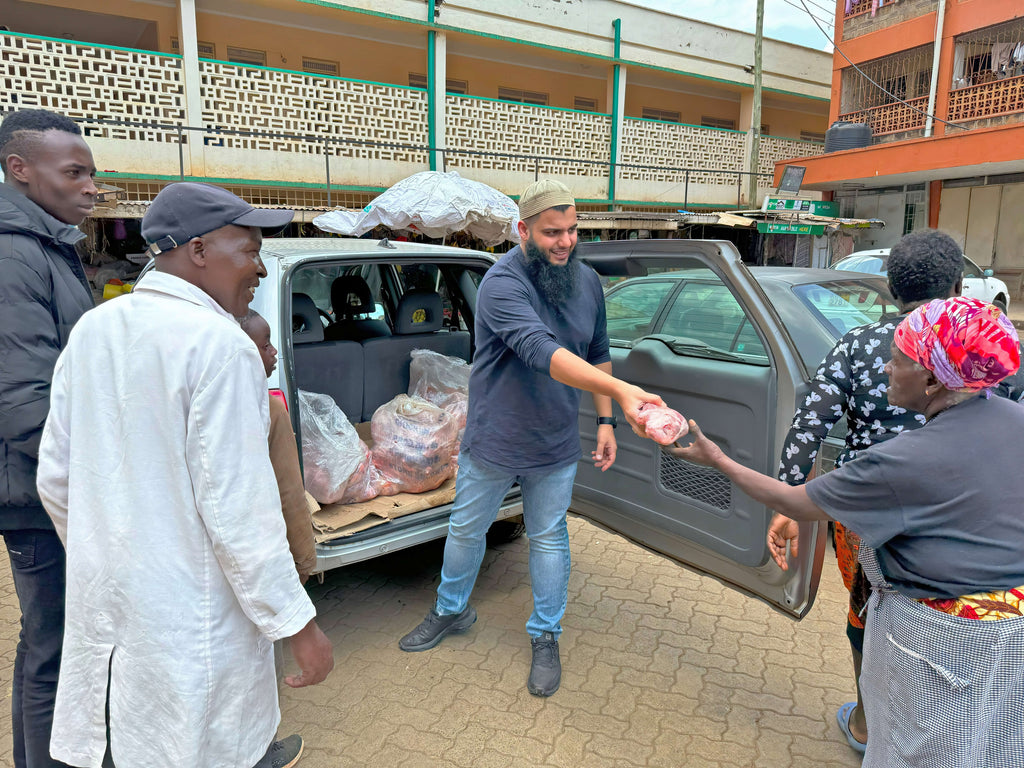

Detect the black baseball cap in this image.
[142,182,294,255]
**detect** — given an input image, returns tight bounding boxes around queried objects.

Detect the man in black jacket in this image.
[0,109,97,768]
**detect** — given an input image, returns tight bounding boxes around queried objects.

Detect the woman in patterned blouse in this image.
[770,229,964,753]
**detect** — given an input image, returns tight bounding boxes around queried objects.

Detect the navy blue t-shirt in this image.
[462,247,610,472]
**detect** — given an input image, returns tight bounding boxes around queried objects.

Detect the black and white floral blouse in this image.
[779,314,1024,485]
[778,316,923,484]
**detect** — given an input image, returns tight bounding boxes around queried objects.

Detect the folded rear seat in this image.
[360,289,471,421]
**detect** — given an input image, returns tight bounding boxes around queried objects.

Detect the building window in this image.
[641,107,680,123]
[497,87,549,106]
[759,123,770,135]
[302,57,339,76]
[574,96,598,112]
[170,37,216,58]
[408,73,470,94]
[800,130,826,142]
[226,46,267,66]
[701,116,737,130]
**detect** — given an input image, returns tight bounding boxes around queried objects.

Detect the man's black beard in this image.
[523,239,579,307]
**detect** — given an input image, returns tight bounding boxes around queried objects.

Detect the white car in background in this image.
[832,249,1011,313]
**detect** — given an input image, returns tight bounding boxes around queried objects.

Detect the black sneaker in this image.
[527,632,561,697]
[253,734,303,768]
[399,606,477,652]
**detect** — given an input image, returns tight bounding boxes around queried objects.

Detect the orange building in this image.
[775,0,1024,297]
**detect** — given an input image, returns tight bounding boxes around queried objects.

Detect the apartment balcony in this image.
[948,74,1024,128]
[842,0,935,41]
[0,32,824,209]
[837,97,928,141]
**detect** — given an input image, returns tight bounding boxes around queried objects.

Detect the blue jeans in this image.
[3,528,70,768]
[436,450,576,639]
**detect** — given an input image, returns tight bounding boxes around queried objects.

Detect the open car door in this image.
[574,240,827,619]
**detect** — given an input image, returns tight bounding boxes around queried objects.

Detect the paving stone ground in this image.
[0,515,863,768]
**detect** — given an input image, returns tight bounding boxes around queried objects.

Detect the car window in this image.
[659,282,769,364]
[962,256,983,279]
[291,264,387,322]
[791,281,899,337]
[834,254,887,274]
[604,279,678,344]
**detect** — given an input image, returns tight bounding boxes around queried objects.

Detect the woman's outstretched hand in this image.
[664,420,724,469]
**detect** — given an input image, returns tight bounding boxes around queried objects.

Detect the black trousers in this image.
[3,528,71,768]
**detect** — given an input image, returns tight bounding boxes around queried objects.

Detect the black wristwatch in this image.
[597,416,617,428]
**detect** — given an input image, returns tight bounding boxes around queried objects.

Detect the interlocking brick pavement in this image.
[0,516,863,768]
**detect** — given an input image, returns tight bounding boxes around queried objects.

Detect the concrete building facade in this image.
[2,0,830,223]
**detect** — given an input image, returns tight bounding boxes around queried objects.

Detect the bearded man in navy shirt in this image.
[399,179,664,696]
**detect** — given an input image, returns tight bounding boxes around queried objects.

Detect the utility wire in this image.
[799,0,837,17]
[778,0,835,27]
[796,0,967,131]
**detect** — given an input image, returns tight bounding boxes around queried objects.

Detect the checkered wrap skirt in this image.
[859,546,1024,768]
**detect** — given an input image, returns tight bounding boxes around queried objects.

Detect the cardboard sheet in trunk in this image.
[309,421,458,543]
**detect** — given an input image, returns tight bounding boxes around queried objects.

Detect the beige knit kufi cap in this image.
[518,178,575,220]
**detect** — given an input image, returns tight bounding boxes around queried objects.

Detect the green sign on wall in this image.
[764,197,839,217]
[756,221,826,235]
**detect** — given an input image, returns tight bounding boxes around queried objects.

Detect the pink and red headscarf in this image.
[893,297,1020,392]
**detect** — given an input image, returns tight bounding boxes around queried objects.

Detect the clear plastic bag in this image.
[297,390,380,504]
[408,349,471,432]
[370,395,459,496]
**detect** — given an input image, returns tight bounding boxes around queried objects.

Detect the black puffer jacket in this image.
[0,184,94,531]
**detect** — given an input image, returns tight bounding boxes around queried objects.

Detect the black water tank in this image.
[824,121,872,153]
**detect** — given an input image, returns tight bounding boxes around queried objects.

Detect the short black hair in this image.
[887,229,963,304]
[238,308,263,332]
[0,109,82,173]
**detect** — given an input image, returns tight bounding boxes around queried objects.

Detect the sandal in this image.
[836,701,867,754]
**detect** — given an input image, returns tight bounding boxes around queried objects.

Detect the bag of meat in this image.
[408,349,471,431]
[297,390,380,504]
[635,403,689,446]
[371,394,459,496]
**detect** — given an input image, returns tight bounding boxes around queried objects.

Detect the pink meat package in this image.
[635,403,689,446]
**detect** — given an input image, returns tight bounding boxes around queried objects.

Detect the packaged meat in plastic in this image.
[297,389,380,504]
[635,403,689,446]
[409,348,471,415]
[371,394,459,495]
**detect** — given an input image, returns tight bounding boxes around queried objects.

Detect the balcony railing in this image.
[0,31,827,206]
[948,75,1024,123]
[843,0,873,19]
[838,97,928,137]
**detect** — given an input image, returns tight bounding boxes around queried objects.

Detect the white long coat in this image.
[37,271,315,768]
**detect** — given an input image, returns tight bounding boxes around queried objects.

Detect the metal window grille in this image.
[948,18,1024,123]
[701,116,737,130]
[641,107,680,122]
[574,96,598,111]
[497,86,549,105]
[302,57,339,76]
[839,44,933,135]
[226,46,266,66]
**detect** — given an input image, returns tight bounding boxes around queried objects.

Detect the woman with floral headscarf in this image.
[668,297,1024,768]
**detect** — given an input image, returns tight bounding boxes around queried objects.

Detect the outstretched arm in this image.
[667,420,830,523]
[550,348,665,435]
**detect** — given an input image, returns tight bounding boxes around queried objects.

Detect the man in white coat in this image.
[36,183,333,768]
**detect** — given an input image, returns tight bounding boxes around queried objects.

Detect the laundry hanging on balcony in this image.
[313,170,521,246]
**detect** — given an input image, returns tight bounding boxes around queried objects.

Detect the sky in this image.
[631,0,837,51]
